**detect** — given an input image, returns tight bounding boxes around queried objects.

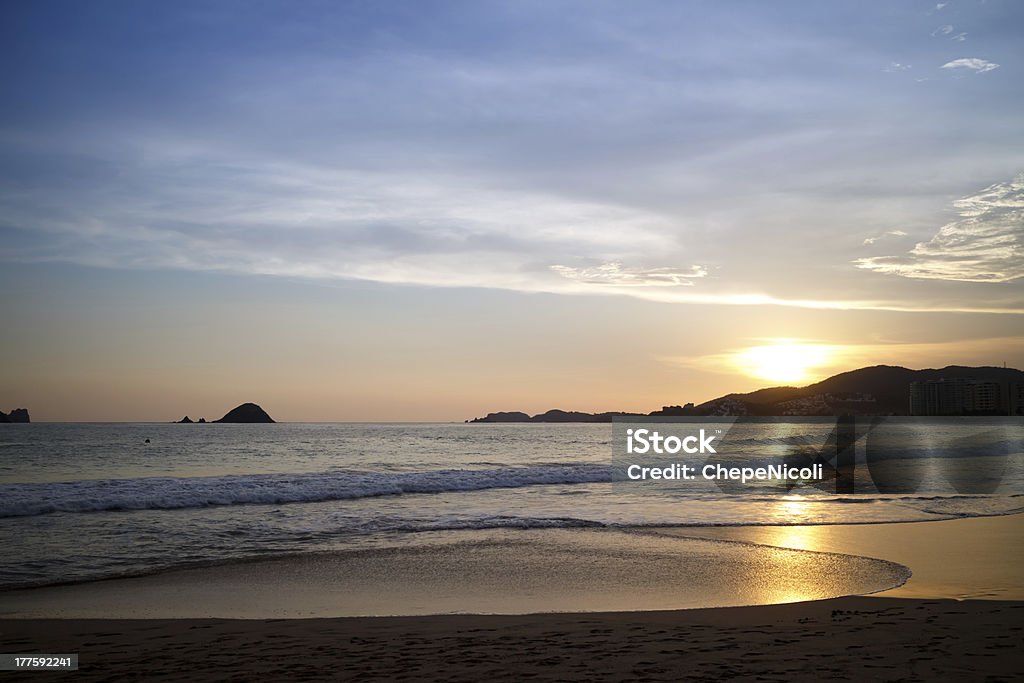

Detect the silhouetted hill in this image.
[710,365,1024,416]
[215,403,275,423]
[467,365,1024,420]
[468,411,531,423]
[0,408,30,423]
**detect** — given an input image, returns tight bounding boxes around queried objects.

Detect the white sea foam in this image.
[0,464,615,518]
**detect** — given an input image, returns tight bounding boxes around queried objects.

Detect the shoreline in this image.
[0,526,911,619]
[2,513,1022,618]
[1,514,1021,679]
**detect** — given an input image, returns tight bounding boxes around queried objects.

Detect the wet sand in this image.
[659,511,1024,600]
[0,528,909,618]
[1,515,1021,680]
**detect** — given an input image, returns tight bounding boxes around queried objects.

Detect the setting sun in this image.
[734,341,834,384]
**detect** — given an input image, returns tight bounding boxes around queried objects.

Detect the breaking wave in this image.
[0,464,615,518]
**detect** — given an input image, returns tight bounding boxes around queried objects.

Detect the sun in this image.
[734,341,833,384]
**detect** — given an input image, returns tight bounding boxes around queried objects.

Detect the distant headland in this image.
[177,403,275,424]
[0,408,30,423]
[467,365,1024,421]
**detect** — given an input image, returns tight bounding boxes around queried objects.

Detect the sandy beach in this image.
[1,597,1021,681]
[1,514,1022,680]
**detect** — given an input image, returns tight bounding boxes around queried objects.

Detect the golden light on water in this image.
[778,497,812,522]
[734,340,835,384]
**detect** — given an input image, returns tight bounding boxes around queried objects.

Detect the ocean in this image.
[1,421,1022,594]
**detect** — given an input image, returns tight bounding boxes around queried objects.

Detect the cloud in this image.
[932,25,954,37]
[883,62,912,73]
[550,262,707,287]
[951,32,968,42]
[941,58,1000,73]
[855,175,1024,282]
[862,230,908,245]
[0,156,684,293]
[0,1,1021,316]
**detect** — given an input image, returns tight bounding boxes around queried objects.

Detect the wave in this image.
[0,464,615,518]
[403,516,609,532]
[3,463,1021,521]
[730,434,824,447]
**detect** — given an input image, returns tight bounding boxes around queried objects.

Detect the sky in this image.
[1,0,1022,421]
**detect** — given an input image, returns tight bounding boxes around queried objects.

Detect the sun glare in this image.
[734,341,834,384]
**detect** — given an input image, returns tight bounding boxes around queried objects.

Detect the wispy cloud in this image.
[550,262,707,287]
[941,57,1000,73]
[0,156,680,291]
[855,175,1024,283]
[862,230,908,246]
[883,62,912,73]
[931,26,966,42]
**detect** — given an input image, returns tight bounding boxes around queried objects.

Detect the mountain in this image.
[466,365,1024,421]
[214,403,275,423]
[0,408,30,423]
[712,365,1024,416]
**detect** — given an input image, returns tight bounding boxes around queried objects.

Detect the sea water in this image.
[0,421,1021,591]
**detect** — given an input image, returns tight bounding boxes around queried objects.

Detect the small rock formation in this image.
[0,408,30,423]
[178,416,194,423]
[215,402,275,423]
[198,417,207,423]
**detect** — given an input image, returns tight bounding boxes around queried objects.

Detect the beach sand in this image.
[1,597,1021,681]
[1,514,1022,680]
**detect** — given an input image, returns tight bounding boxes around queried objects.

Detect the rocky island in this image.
[173,403,274,423]
[0,408,30,423]
[216,403,275,423]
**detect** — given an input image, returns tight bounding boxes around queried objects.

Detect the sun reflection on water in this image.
[755,503,829,603]
[763,497,820,552]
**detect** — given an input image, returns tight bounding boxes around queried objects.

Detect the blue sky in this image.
[1,1,1022,419]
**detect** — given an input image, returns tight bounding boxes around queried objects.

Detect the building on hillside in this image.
[909,378,1008,416]
[1011,382,1024,416]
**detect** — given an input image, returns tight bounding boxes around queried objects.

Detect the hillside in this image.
[467,365,1024,421]
[709,365,1024,416]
